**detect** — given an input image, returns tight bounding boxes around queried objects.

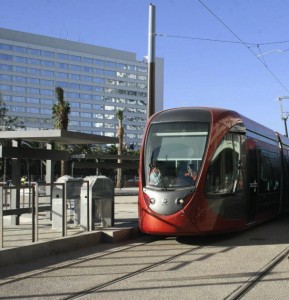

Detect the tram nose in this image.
[143,188,193,216]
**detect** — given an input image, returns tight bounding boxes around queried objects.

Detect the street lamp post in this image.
[147,3,156,119]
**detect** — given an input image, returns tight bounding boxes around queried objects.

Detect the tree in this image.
[52,87,70,130]
[0,92,24,181]
[0,93,24,131]
[52,87,71,176]
[116,109,124,189]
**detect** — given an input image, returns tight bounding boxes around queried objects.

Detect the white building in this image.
[0,27,164,147]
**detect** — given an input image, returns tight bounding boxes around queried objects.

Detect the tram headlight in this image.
[150,198,156,205]
[177,198,185,205]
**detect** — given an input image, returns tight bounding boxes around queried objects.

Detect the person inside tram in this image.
[149,160,162,186]
[184,163,198,183]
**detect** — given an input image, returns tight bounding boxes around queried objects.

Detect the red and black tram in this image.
[138,107,289,235]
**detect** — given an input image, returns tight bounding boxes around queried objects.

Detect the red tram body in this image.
[138,107,289,235]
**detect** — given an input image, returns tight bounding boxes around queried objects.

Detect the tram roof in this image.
[0,129,118,145]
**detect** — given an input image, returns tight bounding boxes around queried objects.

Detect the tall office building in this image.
[0,28,164,147]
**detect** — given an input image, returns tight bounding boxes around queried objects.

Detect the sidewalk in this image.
[0,188,139,267]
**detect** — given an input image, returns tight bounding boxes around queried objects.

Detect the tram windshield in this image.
[144,122,209,189]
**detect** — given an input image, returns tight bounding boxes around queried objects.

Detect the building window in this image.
[41,99,53,105]
[41,50,54,57]
[80,103,91,109]
[70,64,80,71]
[13,86,25,93]
[80,121,91,127]
[0,54,12,60]
[94,114,103,119]
[80,112,91,118]
[82,57,93,64]
[0,85,11,91]
[27,107,40,114]
[14,46,26,53]
[13,56,26,63]
[27,58,40,65]
[27,97,39,104]
[0,74,12,81]
[68,55,80,62]
[105,114,114,120]
[42,70,54,77]
[42,60,54,67]
[41,79,53,86]
[27,88,40,94]
[41,89,54,95]
[12,96,25,102]
[0,64,12,71]
[67,93,79,99]
[28,68,41,75]
[57,53,67,60]
[56,72,68,78]
[94,59,104,65]
[80,84,91,91]
[41,108,51,114]
[14,66,26,73]
[56,81,68,88]
[69,74,80,80]
[0,43,12,50]
[70,102,79,108]
[71,111,80,117]
[27,78,40,84]
[55,62,68,69]
[80,94,91,100]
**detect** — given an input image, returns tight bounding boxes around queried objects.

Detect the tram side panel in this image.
[279,135,289,213]
[253,139,281,222]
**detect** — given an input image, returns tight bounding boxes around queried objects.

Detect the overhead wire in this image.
[196,0,289,93]
[156,1,289,94]
[156,33,289,47]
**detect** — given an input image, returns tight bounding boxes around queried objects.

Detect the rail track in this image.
[0,220,288,299]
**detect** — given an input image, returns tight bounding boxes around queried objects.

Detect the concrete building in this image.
[0,27,164,147]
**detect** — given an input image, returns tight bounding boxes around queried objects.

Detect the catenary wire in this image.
[196,0,289,94]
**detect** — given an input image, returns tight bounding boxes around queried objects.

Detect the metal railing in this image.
[0,180,91,248]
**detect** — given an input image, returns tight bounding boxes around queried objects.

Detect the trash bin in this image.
[52,175,83,229]
[80,175,114,230]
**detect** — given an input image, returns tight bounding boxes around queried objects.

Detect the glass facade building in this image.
[0,28,164,146]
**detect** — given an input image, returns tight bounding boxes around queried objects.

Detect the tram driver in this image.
[184,163,198,183]
[149,161,162,186]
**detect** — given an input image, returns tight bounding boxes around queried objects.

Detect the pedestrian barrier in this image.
[0,176,115,248]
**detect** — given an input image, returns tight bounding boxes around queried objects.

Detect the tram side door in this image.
[246,140,258,224]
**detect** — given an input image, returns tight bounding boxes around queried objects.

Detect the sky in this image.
[1,0,289,134]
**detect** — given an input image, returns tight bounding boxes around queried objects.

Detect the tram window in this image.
[144,122,209,188]
[258,149,280,193]
[205,132,241,195]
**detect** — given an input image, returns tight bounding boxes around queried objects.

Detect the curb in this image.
[0,226,141,268]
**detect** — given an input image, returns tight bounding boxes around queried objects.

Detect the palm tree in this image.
[52,87,70,130]
[52,87,71,176]
[116,110,124,189]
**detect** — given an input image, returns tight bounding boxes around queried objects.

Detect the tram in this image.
[138,107,289,235]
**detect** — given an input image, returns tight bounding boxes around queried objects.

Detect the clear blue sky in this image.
[1,0,289,134]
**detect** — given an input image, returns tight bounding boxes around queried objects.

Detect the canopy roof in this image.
[0,129,118,145]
